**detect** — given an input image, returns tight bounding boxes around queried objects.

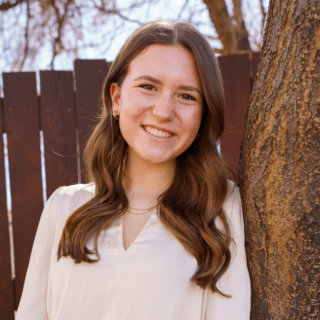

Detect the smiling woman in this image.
[110,44,203,166]
[15,20,251,320]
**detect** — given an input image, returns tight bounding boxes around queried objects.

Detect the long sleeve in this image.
[205,185,251,319]
[15,186,65,320]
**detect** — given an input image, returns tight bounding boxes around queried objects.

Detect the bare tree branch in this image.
[259,0,266,39]
[232,0,251,51]
[124,0,155,11]
[93,4,143,24]
[185,7,208,25]
[212,48,224,54]
[50,0,73,69]
[202,0,236,54]
[176,0,190,21]
[116,11,143,24]
[19,0,30,70]
[204,34,220,41]
[0,0,265,71]
[0,0,25,11]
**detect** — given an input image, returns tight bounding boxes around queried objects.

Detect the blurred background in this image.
[0,0,269,74]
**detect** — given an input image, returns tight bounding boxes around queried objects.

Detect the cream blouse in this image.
[15,181,251,320]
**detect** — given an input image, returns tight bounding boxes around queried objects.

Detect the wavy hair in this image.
[57,20,235,297]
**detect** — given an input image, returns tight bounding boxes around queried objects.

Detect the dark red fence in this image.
[0,52,260,319]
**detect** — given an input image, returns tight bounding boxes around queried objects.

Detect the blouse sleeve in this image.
[15,186,65,320]
[205,185,251,320]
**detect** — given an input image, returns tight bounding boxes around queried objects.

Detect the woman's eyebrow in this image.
[178,85,202,96]
[133,75,202,95]
[133,75,162,85]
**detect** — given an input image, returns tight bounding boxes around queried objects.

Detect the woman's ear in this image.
[110,83,121,113]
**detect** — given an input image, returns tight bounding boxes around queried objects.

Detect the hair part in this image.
[57,19,235,297]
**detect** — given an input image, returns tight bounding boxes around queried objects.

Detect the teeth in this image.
[144,126,173,138]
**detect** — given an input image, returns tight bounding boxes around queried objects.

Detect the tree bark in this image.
[239,0,320,319]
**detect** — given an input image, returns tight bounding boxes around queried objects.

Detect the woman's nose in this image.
[152,92,175,121]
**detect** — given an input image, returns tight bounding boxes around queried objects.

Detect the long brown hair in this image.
[57,20,235,297]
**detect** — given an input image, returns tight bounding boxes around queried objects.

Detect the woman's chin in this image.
[129,152,175,166]
[142,156,175,166]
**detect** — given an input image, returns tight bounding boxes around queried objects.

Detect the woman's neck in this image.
[122,151,176,206]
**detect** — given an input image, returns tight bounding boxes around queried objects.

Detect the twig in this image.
[19,0,30,70]
[0,0,25,11]
[259,0,266,38]
[50,0,73,69]
[176,0,190,21]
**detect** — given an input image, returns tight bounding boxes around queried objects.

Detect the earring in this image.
[113,111,119,120]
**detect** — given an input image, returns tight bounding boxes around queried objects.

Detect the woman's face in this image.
[110,44,204,166]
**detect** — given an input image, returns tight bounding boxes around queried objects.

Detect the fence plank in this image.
[40,71,78,198]
[2,72,42,316]
[218,53,251,183]
[74,60,110,184]
[0,96,14,319]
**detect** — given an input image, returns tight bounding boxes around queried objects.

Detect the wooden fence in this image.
[0,52,260,319]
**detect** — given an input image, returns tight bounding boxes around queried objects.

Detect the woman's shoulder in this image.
[55,182,95,200]
[52,183,95,216]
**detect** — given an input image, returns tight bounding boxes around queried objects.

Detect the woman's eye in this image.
[180,93,196,101]
[139,84,155,91]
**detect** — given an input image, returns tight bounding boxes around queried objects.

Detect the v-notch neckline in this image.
[121,210,157,252]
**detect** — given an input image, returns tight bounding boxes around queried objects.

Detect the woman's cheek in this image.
[129,91,155,107]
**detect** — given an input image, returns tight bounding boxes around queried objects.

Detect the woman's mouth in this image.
[142,125,175,138]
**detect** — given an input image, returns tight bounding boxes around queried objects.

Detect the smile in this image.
[142,125,174,138]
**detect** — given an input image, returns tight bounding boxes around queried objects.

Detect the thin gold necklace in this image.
[127,203,158,215]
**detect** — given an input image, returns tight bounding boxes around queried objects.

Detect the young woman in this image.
[16,20,251,319]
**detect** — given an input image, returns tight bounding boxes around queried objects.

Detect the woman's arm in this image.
[205,184,251,319]
[15,186,64,320]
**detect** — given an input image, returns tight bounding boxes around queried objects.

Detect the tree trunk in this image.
[203,0,237,54]
[203,0,251,54]
[238,0,320,319]
[232,0,251,52]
